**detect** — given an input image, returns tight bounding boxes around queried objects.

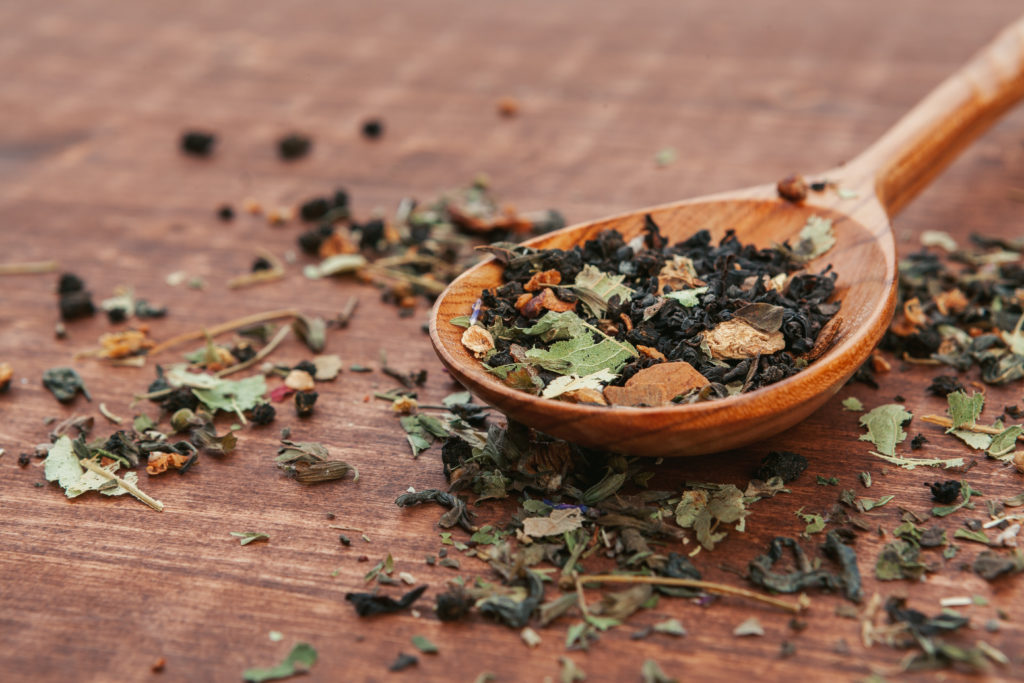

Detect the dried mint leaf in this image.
[841,397,864,412]
[748,532,861,602]
[395,489,474,531]
[875,539,928,581]
[520,310,590,343]
[192,375,267,415]
[231,531,270,546]
[789,214,835,262]
[525,333,637,377]
[987,426,1021,457]
[242,642,318,683]
[947,390,984,430]
[973,550,1022,581]
[478,571,544,628]
[541,369,617,399]
[640,659,678,683]
[859,404,913,456]
[42,367,90,403]
[663,287,707,307]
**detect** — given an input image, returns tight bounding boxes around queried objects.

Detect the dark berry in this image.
[295,390,318,417]
[278,133,311,160]
[181,131,216,157]
[250,403,276,425]
[299,197,331,222]
[928,480,960,504]
[361,118,384,139]
[217,205,235,221]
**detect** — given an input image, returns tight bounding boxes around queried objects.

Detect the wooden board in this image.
[2,1,1024,681]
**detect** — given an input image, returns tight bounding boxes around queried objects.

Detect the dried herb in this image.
[875,539,928,581]
[928,480,960,504]
[461,216,839,403]
[640,659,678,683]
[276,440,357,484]
[732,617,765,637]
[395,489,473,531]
[973,550,1023,580]
[345,585,427,617]
[242,642,317,683]
[42,367,90,403]
[181,131,216,157]
[753,450,807,483]
[859,403,912,456]
[931,481,980,517]
[231,532,270,546]
[747,531,861,602]
[388,653,418,672]
[478,571,544,628]
[277,133,311,160]
[410,635,438,655]
[294,391,318,417]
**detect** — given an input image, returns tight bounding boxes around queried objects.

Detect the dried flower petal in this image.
[461,325,495,359]
[284,369,316,392]
[523,269,562,292]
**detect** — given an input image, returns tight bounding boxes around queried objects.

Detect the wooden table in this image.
[2,2,1023,681]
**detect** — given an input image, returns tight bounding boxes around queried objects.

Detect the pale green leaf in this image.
[988,426,1022,457]
[870,451,965,470]
[242,642,318,682]
[841,397,864,412]
[411,635,439,654]
[663,287,708,307]
[953,528,990,545]
[859,404,913,456]
[791,215,835,262]
[521,310,590,343]
[795,507,825,535]
[571,265,633,317]
[652,618,686,636]
[525,333,636,377]
[950,429,992,450]
[856,494,894,512]
[44,436,82,490]
[947,391,984,430]
[193,375,268,415]
[921,230,958,252]
[231,531,270,546]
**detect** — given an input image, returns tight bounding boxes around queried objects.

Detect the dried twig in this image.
[227,249,285,289]
[149,308,299,356]
[921,415,1021,438]
[216,324,291,378]
[0,260,59,275]
[576,573,806,613]
[80,458,164,511]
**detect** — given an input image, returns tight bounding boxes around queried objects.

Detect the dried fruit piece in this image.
[604,361,709,407]
[523,269,561,292]
[461,326,495,359]
[703,320,785,360]
[284,369,316,392]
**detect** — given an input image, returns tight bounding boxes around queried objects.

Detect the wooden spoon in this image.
[430,18,1024,458]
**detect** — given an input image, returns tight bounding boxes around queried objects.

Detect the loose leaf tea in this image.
[458,215,839,404]
[42,367,91,403]
[242,642,317,683]
[345,585,427,617]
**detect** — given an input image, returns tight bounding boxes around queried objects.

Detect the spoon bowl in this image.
[430,17,1024,457]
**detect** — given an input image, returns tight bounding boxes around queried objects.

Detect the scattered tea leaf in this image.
[841,397,864,412]
[859,404,913,456]
[947,390,984,430]
[345,585,427,617]
[242,642,317,683]
[571,265,633,318]
[231,531,270,546]
[953,528,990,545]
[733,617,764,637]
[42,367,90,403]
[651,619,686,637]
[663,287,708,307]
[640,659,678,683]
[410,635,438,654]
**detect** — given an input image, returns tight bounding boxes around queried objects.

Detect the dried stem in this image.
[227,249,285,289]
[572,574,593,621]
[361,264,447,295]
[920,415,1020,437]
[216,324,291,378]
[0,260,59,275]
[149,308,299,356]
[576,573,806,613]
[80,458,164,511]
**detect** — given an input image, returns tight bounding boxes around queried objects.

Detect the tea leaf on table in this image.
[411,635,438,654]
[875,540,927,580]
[841,397,864,412]
[521,311,591,343]
[947,390,984,430]
[988,426,1022,457]
[242,642,318,683]
[795,508,825,535]
[859,404,913,456]
[231,531,270,546]
[789,215,835,262]
[641,659,678,683]
[856,495,894,512]
[192,375,267,415]
[953,528,990,545]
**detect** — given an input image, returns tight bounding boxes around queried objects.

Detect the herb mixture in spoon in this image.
[454,214,840,405]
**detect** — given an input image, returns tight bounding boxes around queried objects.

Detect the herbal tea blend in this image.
[455,214,840,406]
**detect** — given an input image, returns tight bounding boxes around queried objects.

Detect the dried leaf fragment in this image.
[604,361,708,407]
[522,508,584,538]
[703,320,785,360]
[461,325,495,359]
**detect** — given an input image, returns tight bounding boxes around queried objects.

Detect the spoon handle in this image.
[849,16,1024,216]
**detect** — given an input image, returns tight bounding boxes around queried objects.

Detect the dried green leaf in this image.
[789,214,835,262]
[732,303,785,334]
[859,404,913,456]
[231,531,269,546]
[795,507,825,535]
[410,635,438,654]
[560,656,587,683]
[663,287,708,307]
[988,425,1022,457]
[651,618,686,637]
[522,508,584,538]
[932,481,981,517]
[841,397,864,412]
[875,539,927,581]
[571,265,633,318]
[292,314,327,352]
[525,333,637,377]
[953,528,990,545]
[641,659,678,683]
[870,451,965,470]
[192,375,267,415]
[242,642,318,683]
[312,354,342,381]
[856,495,895,512]
[42,367,90,403]
[950,429,992,450]
[732,617,765,637]
[947,390,984,430]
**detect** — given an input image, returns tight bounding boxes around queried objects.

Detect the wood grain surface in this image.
[2,2,1024,681]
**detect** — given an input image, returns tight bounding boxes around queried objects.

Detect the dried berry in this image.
[299,197,331,222]
[106,307,127,324]
[250,403,276,425]
[295,390,318,417]
[927,375,965,396]
[928,480,960,504]
[278,133,312,160]
[217,205,235,221]
[776,173,808,202]
[59,290,95,321]
[361,118,384,139]
[293,360,317,375]
[251,257,273,272]
[57,273,85,294]
[180,131,216,157]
